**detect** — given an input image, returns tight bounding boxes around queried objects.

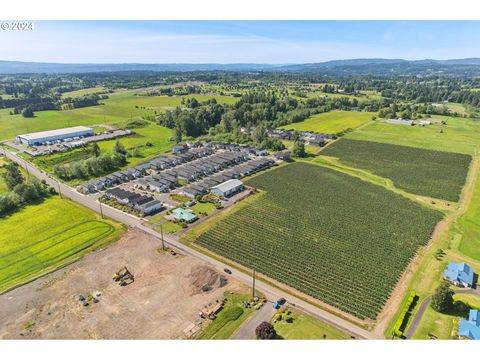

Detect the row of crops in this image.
[195,162,443,320]
[321,138,471,202]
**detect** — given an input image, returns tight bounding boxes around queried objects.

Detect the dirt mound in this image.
[189,265,227,294]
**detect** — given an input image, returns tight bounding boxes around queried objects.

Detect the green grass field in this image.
[195,162,443,320]
[411,306,456,340]
[191,202,216,216]
[0,92,238,141]
[321,139,472,202]
[279,110,375,133]
[196,292,255,339]
[455,163,480,260]
[272,309,350,340]
[61,86,108,98]
[0,197,123,292]
[347,115,480,155]
[155,220,182,234]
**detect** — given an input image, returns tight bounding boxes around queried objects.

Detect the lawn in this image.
[0,197,124,292]
[61,86,108,98]
[196,292,255,339]
[279,110,375,134]
[272,309,350,340]
[195,162,443,320]
[191,202,216,216]
[155,220,182,234]
[347,115,480,155]
[321,139,472,202]
[0,92,238,141]
[411,306,456,340]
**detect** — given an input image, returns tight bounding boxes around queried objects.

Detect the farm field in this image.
[195,162,443,320]
[279,110,375,133]
[0,92,238,141]
[272,309,350,340]
[347,115,480,155]
[61,86,108,98]
[321,139,472,202]
[0,197,123,292]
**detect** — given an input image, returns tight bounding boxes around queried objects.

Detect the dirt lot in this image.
[0,229,246,339]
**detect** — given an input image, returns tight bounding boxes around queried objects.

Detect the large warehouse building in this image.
[16,126,94,146]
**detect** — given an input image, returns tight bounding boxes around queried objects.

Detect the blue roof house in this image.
[172,208,198,223]
[443,262,475,288]
[458,309,480,340]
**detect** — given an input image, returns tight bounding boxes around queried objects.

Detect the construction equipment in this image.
[113,266,134,286]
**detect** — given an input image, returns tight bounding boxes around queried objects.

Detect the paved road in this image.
[1,147,378,340]
[232,302,278,340]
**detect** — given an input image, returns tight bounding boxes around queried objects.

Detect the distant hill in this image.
[2,58,480,75]
[0,61,279,74]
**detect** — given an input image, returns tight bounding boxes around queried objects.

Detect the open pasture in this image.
[0,197,123,292]
[0,92,237,141]
[321,139,471,202]
[279,110,375,134]
[195,162,443,320]
[347,115,480,155]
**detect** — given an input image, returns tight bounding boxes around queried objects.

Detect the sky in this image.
[1,21,480,64]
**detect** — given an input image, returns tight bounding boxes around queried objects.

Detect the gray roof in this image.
[211,179,244,193]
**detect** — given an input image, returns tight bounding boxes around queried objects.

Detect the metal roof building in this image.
[16,126,94,146]
[210,179,244,198]
[443,262,474,288]
[458,309,480,340]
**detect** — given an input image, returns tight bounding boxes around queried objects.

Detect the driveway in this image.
[232,302,277,339]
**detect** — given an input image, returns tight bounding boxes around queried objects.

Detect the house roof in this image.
[459,310,480,340]
[211,179,244,193]
[172,208,197,222]
[444,262,474,286]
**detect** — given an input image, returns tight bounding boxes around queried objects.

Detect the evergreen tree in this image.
[113,140,127,155]
[91,142,101,157]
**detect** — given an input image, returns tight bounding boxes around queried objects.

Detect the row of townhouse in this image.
[104,188,163,215]
[266,129,337,146]
[182,158,276,199]
[174,140,269,157]
[77,147,213,194]
[167,151,249,183]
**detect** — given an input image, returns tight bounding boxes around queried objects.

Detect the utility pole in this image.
[160,223,165,251]
[252,267,256,299]
[99,201,104,219]
[24,161,30,178]
[56,180,62,199]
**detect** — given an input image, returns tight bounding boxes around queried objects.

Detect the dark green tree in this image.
[2,161,24,190]
[22,106,34,118]
[431,283,454,313]
[113,140,127,155]
[292,141,306,158]
[255,321,277,340]
[174,125,182,144]
[91,142,101,157]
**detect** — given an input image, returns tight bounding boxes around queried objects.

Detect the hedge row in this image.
[393,291,417,337]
